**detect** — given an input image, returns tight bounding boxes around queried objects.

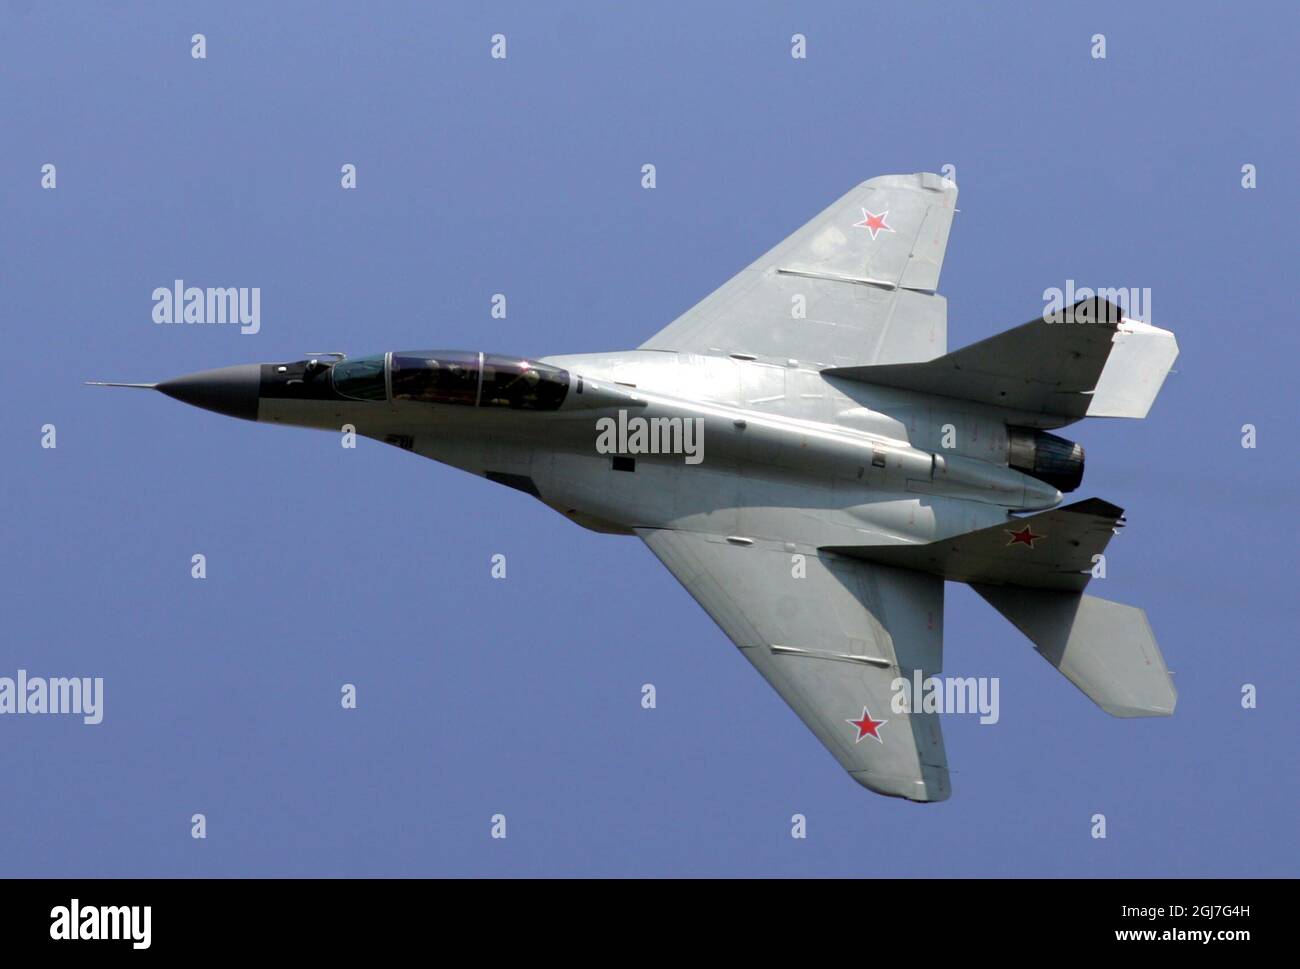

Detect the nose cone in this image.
[157,364,262,421]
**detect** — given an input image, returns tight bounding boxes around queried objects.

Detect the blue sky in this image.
[2,0,1296,876]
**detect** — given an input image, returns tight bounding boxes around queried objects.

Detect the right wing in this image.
[639,173,958,368]
[638,527,950,802]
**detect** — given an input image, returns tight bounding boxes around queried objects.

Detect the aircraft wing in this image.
[639,173,958,368]
[637,527,951,801]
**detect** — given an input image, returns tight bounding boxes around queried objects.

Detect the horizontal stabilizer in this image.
[823,497,1125,592]
[973,585,1176,717]
[823,298,1178,426]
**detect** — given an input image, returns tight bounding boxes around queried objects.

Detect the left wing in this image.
[639,173,958,368]
[638,528,950,801]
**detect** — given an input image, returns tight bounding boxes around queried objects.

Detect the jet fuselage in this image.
[175,349,1067,553]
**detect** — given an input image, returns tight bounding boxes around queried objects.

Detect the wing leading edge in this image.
[638,528,950,802]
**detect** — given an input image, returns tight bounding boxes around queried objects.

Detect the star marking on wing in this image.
[846,706,888,744]
[1006,525,1044,549]
[852,208,894,240]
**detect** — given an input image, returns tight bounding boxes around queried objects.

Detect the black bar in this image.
[0,877,1281,956]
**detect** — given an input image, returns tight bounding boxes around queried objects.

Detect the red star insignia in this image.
[852,208,894,240]
[1006,525,1044,549]
[846,706,888,744]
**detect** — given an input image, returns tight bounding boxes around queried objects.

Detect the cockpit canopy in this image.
[332,351,569,410]
[331,355,387,401]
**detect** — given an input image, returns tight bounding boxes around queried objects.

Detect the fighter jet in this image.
[93,173,1179,802]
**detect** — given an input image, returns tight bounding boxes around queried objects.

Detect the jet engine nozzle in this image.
[1007,427,1085,493]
